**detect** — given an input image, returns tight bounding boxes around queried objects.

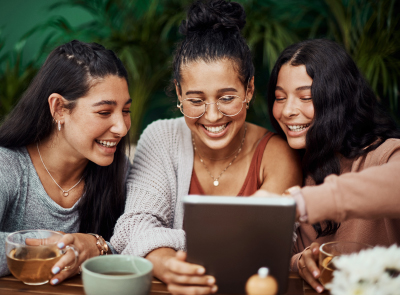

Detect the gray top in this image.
[0,146,120,276]
[111,117,193,257]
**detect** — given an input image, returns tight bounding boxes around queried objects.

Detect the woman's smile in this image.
[177,59,252,154]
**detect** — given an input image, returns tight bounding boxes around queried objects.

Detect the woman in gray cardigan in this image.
[110,0,302,294]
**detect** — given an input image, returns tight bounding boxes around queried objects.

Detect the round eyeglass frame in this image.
[177,95,248,119]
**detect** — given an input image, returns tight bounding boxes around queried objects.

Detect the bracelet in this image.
[284,186,308,223]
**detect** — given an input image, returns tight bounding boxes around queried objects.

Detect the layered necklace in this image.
[192,123,247,187]
[36,143,84,197]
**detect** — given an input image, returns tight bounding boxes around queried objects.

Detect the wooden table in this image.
[0,272,327,295]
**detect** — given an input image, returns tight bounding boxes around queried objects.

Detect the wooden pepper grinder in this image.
[245,267,278,295]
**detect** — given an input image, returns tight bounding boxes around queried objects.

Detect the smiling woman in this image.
[0,40,131,284]
[109,0,302,294]
[265,39,400,293]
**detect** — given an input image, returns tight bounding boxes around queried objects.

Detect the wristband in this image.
[284,186,308,222]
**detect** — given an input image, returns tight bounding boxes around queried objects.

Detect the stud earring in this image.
[58,121,61,131]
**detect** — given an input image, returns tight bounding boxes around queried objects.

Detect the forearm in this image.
[302,154,400,223]
[146,247,177,282]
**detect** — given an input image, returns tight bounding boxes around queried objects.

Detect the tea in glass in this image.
[319,241,372,288]
[7,245,63,285]
[5,230,76,285]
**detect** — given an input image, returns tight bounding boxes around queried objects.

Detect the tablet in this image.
[183,195,296,294]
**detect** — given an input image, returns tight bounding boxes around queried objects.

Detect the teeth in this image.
[287,124,310,132]
[204,124,227,134]
[97,140,117,147]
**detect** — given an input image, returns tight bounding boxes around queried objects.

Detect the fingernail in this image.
[52,266,60,274]
[51,278,59,285]
[197,267,205,275]
[57,242,65,249]
[316,286,324,293]
[207,277,215,285]
[313,270,319,278]
[211,285,218,293]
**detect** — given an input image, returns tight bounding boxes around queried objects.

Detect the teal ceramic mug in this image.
[82,255,153,295]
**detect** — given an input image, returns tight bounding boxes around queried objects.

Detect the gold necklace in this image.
[192,123,247,187]
[37,143,84,197]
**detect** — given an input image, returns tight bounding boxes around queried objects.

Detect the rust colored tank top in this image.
[189,132,274,196]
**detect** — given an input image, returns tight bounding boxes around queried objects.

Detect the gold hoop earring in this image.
[58,121,61,131]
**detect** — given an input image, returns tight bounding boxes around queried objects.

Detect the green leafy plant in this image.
[303,0,400,119]
[30,0,191,141]
[0,33,38,121]
[7,0,399,135]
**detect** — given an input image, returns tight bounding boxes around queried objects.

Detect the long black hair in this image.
[267,39,400,237]
[173,0,254,90]
[0,40,129,240]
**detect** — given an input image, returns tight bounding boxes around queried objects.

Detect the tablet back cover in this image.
[184,196,296,294]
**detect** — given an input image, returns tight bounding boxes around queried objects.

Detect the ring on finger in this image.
[78,265,82,275]
[63,245,79,271]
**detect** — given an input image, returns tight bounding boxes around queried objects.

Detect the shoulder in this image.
[0,147,27,196]
[253,129,302,192]
[0,146,26,173]
[367,138,400,165]
[264,133,299,160]
[138,117,190,145]
[134,117,192,163]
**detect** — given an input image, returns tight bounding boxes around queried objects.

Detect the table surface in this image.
[0,272,328,295]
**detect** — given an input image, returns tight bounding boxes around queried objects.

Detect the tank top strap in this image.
[255,132,275,185]
[237,131,275,196]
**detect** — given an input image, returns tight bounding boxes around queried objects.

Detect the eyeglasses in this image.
[177,95,248,119]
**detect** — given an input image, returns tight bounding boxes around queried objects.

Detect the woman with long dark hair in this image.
[0,40,131,284]
[110,0,302,293]
[265,39,400,293]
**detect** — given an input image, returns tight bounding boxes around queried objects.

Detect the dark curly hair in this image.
[267,39,400,237]
[173,0,254,91]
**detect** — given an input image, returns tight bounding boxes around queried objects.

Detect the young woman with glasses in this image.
[110,0,302,293]
[262,39,400,293]
[0,40,131,284]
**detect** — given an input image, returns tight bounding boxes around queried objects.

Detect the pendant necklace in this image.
[37,143,84,197]
[192,123,247,187]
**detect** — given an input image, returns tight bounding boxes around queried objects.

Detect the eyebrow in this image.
[185,90,203,95]
[217,88,238,94]
[92,98,132,107]
[185,88,238,96]
[275,85,312,91]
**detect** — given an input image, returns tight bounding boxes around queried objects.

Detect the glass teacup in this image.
[319,241,372,288]
[5,230,78,285]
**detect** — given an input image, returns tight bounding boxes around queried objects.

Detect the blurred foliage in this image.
[0,0,399,139]
[0,31,38,121]
[301,0,400,119]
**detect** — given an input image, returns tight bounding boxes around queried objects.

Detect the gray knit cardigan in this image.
[111,117,194,257]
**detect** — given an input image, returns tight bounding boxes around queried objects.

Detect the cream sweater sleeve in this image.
[110,118,193,257]
[302,138,400,224]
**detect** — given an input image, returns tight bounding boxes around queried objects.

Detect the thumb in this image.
[310,243,320,260]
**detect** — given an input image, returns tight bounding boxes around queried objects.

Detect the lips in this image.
[203,123,228,134]
[287,124,310,132]
[95,140,118,148]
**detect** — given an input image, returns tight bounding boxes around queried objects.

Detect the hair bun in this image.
[180,0,246,35]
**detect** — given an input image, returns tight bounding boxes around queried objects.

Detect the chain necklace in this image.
[192,123,247,187]
[36,143,84,197]
[195,138,245,161]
